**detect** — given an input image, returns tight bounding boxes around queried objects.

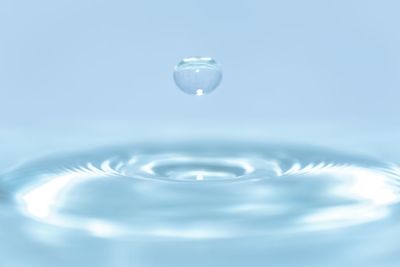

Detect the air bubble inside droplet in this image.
[173,57,222,96]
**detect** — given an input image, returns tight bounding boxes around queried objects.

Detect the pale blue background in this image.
[1,0,400,168]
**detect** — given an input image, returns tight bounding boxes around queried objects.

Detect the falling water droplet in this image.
[173,57,222,96]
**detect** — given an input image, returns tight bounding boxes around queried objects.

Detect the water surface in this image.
[1,142,400,266]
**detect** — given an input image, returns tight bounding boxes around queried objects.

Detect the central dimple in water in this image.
[121,154,263,182]
[137,157,253,181]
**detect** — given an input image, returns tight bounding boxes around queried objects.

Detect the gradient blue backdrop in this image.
[1,0,399,168]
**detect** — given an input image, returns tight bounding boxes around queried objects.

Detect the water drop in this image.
[173,57,222,96]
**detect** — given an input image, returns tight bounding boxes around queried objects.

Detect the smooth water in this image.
[1,142,400,266]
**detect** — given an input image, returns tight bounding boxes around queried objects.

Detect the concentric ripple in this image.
[1,142,400,239]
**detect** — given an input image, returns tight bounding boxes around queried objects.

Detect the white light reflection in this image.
[20,171,97,219]
[196,89,204,96]
[85,220,122,238]
[301,166,399,229]
[151,227,229,239]
[19,171,126,239]
[196,173,204,181]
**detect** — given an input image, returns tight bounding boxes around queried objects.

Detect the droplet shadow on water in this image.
[0,142,400,266]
